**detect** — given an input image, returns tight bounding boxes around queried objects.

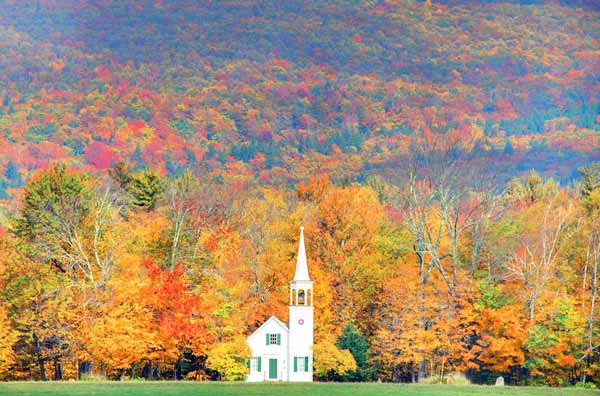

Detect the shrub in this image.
[575,382,597,389]
[79,373,108,381]
[446,372,471,385]
[419,376,444,384]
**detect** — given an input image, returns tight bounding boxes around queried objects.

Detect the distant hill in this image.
[0,0,598,196]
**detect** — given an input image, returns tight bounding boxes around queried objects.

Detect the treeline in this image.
[0,138,599,386]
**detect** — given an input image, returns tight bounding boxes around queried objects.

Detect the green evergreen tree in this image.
[128,169,165,211]
[580,162,600,198]
[14,164,91,245]
[336,323,371,381]
[579,162,600,212]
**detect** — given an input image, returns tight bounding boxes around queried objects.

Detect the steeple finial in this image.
[293,226,311,281]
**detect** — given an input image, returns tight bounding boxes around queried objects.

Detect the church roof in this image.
[293,226,311,282]
[247,316,289,341]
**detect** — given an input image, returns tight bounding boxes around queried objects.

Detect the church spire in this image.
[293,226,311,281]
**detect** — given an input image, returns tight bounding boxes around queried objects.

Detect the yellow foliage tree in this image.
[0,305,16,374]
[0,252,15,375]
[83,254,157,377]
[312,185,389,335]
[205,336,251,381]
[313,340,357,378]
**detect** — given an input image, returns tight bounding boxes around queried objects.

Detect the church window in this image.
[266,333,280,345]
[294,356,310,372]
[251,357,262,372]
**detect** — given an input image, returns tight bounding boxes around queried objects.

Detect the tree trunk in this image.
[417,251,428,382]
[418,345,427,381]
[175,354,183,380]
[33,333,46,381]
[155,362,161,379]
[585,237,599,383]
[130,362,136,380]
[529,288,536,323]
[440,358,445,382]
[142,362,152,380]
[53,356,63,380]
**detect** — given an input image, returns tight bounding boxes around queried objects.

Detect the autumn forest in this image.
[0,0,599,387]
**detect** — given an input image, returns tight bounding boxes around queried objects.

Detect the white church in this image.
[246,226,314,382]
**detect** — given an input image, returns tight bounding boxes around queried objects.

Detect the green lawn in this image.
[0,382,598,396]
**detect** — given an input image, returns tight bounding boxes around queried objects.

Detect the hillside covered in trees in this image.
[0,0,599,387]
[0,0,599,197]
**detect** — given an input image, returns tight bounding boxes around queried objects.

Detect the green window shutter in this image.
[247,359,250,369]
[305,356,309,371]
[294,357,298,372]
[257,357,262,372]
[276,333,281,345]
[266,333,270,345]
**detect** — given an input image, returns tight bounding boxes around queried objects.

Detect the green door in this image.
[268,358,278,379]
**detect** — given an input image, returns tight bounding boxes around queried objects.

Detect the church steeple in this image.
[293,226,311,281]
[288,225,314,382]
[290,226,313,306]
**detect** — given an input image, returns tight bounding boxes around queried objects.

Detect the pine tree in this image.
[128,169,165,211]
[580,163,600,198]
[336,323,371,380]
[14,164,91,243]
[579,162,600,212]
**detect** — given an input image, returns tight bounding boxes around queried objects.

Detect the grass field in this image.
[0,382,598,396]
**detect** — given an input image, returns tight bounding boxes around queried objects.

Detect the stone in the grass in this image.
[495,376,505,386]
